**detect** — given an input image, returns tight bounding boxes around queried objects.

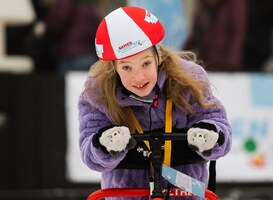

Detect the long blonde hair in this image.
[82,45,215,132]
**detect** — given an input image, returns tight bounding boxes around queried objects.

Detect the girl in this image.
[79,6,232,200]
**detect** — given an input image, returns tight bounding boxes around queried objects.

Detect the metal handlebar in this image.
[131,132,187,141]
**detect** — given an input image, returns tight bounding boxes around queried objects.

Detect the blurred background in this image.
[1,0,273,199]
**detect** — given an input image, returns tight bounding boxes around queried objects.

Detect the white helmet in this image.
[95,6,165,61]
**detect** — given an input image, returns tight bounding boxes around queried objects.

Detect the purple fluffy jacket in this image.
[78,59,232,200]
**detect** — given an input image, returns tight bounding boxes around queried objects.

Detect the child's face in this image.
[116,49,158,97]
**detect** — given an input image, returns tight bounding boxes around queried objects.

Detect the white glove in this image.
[187,127,219,153]
[99,126,134,153]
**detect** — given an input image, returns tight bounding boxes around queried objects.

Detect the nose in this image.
[132,68,145,82]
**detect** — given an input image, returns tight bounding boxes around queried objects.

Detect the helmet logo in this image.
[144,10,158,24]
[95,41,104,58]
[118,40,146,54]
[119,41,132,50]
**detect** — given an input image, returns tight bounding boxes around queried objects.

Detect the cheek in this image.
[119,74,131,88]
[149,69,158,83]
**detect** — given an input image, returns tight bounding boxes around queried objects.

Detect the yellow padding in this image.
[164,99,172,166]
[130,108,150,150]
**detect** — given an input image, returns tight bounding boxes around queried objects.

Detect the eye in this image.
[143,61,151,67]
[121,65,131,71]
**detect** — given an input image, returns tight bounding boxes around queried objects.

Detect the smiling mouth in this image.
[134,82,149,89]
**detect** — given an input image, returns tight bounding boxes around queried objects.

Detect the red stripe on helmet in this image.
[122,7,165,46]
[95,19,117,61]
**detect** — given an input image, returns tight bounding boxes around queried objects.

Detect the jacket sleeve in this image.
[184,60,232,160]
[78,97,127,172]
